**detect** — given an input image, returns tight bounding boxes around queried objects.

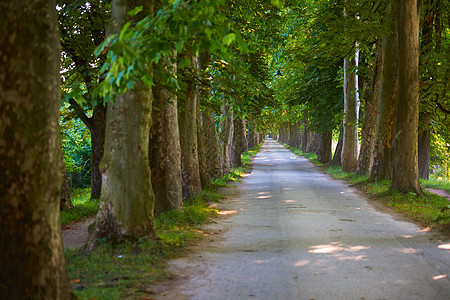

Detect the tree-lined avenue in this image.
[155,139,450,299]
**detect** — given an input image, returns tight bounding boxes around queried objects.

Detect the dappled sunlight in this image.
[392,248,420,254]
[433,274,447,280]
[418,227,431,232]
[284,200,295,203]
[257,192,270,195]
[401,235,414,238]
[257,195,272,199]
[438,243,450,250]
[219,210,237,215]
[308,242,370,254]
[293,260,310,267]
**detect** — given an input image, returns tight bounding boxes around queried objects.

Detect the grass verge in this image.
[287,146,450,229]
[65,144,262,299]
[61,188,99,226]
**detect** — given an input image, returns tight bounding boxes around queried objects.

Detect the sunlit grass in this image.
[61,188,98,226]
[324,166,450,227]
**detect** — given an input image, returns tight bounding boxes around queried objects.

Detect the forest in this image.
[1,0,449,298]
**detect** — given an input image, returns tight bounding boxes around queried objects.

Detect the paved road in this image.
[156,139,450,300]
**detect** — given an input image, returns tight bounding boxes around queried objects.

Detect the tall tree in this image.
[85,0,157,251]
[371,2,399,180]
[220,99,234,174]
[341,52,359,173]
[179,55,202,199]
[390,0,423,194]
[356,39,383,176]
[0,0,74,298]
[149,53,183,214]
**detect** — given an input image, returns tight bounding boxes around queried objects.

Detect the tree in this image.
[58,0,110,200]
[149,53,183,214]
[390,0,423,194]
[85,0,157,251]
[371,2,399,180]
[0,0,74,298]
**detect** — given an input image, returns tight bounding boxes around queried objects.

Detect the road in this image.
[154,138,450,300]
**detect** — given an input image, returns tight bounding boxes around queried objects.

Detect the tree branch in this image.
[69,98,93,130]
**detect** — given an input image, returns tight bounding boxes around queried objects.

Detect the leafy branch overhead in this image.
[95,1,248,99]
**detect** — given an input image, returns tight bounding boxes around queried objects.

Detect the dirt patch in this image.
[62,216,95,250]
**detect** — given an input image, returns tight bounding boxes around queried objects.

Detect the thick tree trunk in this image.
[220,99,234,174]
[306,132,321,153]
[390,0,423,194]
[301,123,309,153]
[179,55,202,199]
[371,3,399,180]
[357,39,382,176]
[316,131,333,164]
[341,53,359,173]
[59,136,73,211]
[197,106,210,188]
[418,129,430,179]
[85,0,157,251]
[149,56,183,214]
[232,116,246,167]
[0,1,74,298]
[332,137,343,166]
[90,105,106,200]
[202,107,223,178]
[247,127,259,149]
[198,52,222,179]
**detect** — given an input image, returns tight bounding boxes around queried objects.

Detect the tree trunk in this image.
[220,99,234,174]
[202,107,223,178]
[341,53,359,173]
[418,129,430,179]
[316,131,333,164]
[301,122,309,153]
[85,0,157,252]
[0,1,74,297]
[149,55,183,214]
[198,52,222,179]
[197,104,210,188]
[332,137,343,166]
[371,2,399,180]
[59,136,73,211]
[306,132,321,153]
[390,0,423,194]
[232,116,246,167]
[90,105,106,200]
[179,55,202,199]
[356,39,382,176]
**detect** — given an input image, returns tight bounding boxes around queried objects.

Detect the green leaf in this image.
[175,40,184,52]
[128,6,143,16]
[222,33,236,46]
[204,27,212,39]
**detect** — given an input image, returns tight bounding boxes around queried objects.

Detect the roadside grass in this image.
[65,145,261,298]
[287,147,450,228]
[61,188,99,226]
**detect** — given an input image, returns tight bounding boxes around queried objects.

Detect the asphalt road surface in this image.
[154,138,450,300]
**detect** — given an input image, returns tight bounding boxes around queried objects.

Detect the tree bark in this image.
[418,129,430,179]
[371,2,399,180]
[59,136,73,211]
[341,53,359,173]
[332,137,343,166]
[232,116,246,167]
[301,122,309,153]
[0,1,74,298]
[179,55,202,199]
[85,0,157,251]
[220,99,234,174]
[149,55,183,214]
[356,39,382,176]
[202,107,223,179]
[316,131,333,164]
[390,0,423,194]
[90,105,106,199]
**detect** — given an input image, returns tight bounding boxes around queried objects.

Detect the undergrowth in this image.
[61,188,99,226]
[65,144,262,299]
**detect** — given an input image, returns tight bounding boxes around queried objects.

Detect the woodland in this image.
[1,0,450,298]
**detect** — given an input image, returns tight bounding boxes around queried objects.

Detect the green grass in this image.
[65,146,262,299]
[421,175,450,194]
[324,166,450,227]
[61,188,99,226]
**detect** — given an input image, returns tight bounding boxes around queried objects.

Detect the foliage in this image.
[60,106,92,188]
[61,189,99,226]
